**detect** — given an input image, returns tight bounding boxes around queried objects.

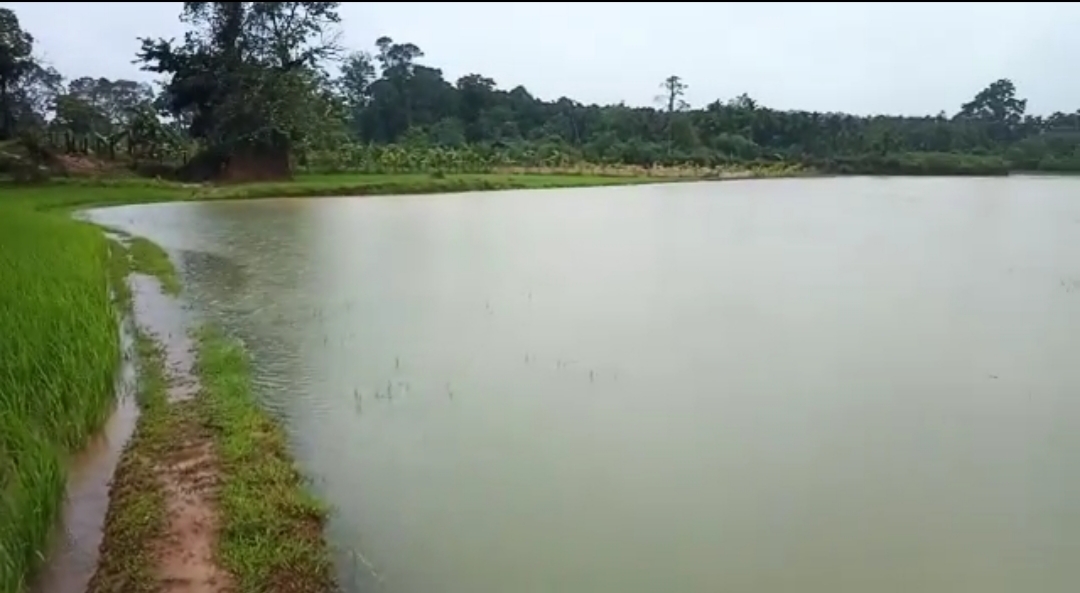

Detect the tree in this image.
[657,75,690,152]
[338,51,376,109]
[71,78,153,129]
[336,51,376,139]
[0,8,39,139]
[660,75,689,115]
[729,93,757,111]
[373,36,424,128]
[958,79,1026,123]
[8,61,60,133]
[53,77,154,137]
[374,36,423,78]
[136,2,343,180]
[957,79,1027,142]
[456,74,496,141]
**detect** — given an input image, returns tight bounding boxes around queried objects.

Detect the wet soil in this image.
[39,271,233,593]
[123,274,233,593]
[153,404,231,593]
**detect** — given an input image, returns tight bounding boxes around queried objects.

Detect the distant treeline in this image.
[1,3,1078,180]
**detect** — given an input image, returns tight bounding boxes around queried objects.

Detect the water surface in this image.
[88,177,1080,593]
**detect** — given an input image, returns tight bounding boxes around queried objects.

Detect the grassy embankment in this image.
[196,327,333,593]
[4,166,735,207]
[1,168,672,592]
[808,151,1012,176]
[88,287,332,593]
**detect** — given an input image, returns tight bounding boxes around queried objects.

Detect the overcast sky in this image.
[5,2,1079,116]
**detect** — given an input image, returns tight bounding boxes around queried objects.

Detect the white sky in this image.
[5,2,1080,115]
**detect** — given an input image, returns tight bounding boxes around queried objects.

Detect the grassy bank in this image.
[3,171,672,211]
[197,328,333,593]
[89,249,332,592]
[809,151,1012,176]
[89,324,331,593]
[90,234,333,592]
[126,238,181,296]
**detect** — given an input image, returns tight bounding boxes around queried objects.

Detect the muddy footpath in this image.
[35,271,230,593]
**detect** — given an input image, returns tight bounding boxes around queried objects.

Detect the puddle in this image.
[131,273,200,402]
[31,317,139,593]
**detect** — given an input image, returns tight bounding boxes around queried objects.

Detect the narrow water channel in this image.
[29,318,137,593]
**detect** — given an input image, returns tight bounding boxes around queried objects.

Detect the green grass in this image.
[2,170,674,211]
[85,331,170,593]
[0,208,121,593]
[196,327,333,593]
[202,171,663,200]
[107,241,133,310]
[127,237,180,296]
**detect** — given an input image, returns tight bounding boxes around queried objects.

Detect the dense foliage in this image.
[2,3,1079,179]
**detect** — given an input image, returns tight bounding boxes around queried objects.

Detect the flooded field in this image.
[87,176,1080,593]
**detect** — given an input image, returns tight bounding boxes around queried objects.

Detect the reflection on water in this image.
[88,177,1080,593]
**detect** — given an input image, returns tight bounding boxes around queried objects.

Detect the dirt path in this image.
[132,271,233,593]
[155,406,232,593]
[87,265,332,593]
[86,325,234,593]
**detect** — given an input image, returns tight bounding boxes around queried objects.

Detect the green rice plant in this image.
[0,207,120,593]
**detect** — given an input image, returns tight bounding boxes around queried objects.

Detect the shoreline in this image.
[6,162,1034,214]
[86,238,335,593]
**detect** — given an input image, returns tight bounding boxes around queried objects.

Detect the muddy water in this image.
[31,317,138,593]
[129,274,201,402]
[86,177,1080,593]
